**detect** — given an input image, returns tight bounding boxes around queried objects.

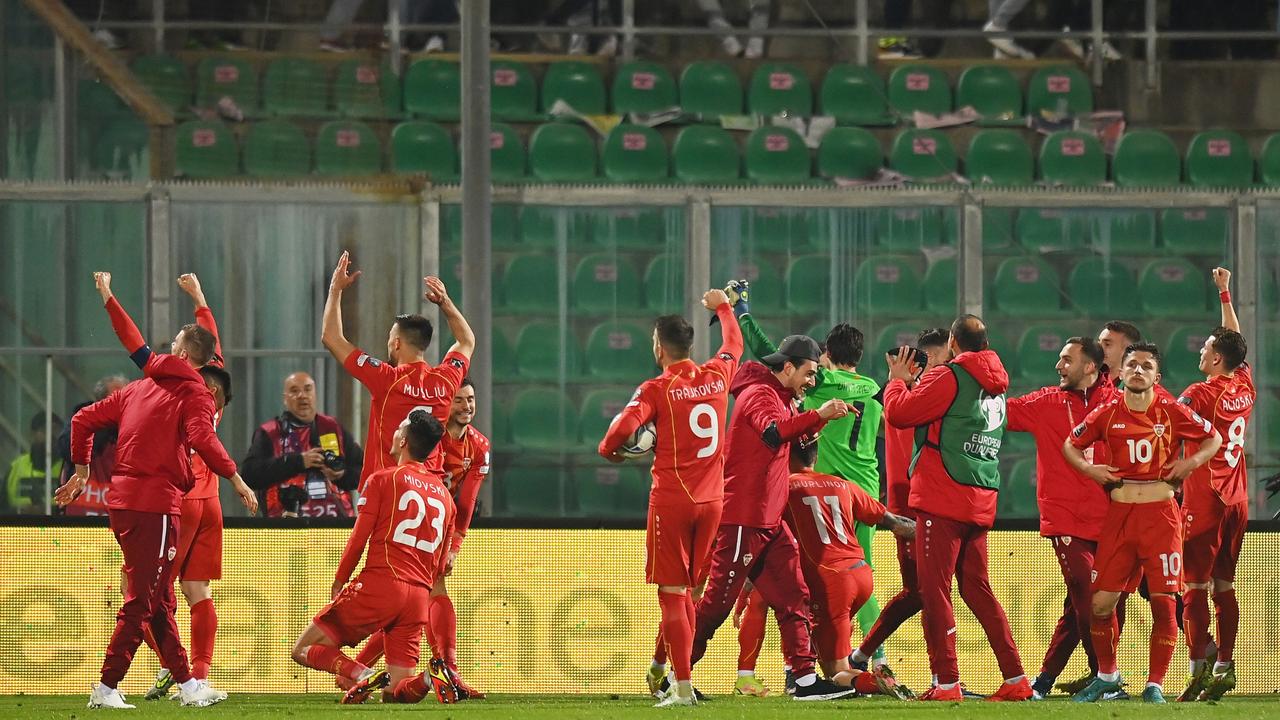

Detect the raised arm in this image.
[321,251,360,363]
[1212,267,1240,333]
[424,276,475,360]
[882,356,955,429]
[704,289,744,362]
[178,273,224,367]
[94,272,151,369]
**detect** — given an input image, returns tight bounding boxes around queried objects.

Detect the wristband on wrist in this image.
[1220,290,1232,303]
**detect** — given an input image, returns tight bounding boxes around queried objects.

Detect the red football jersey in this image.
[1179,364,1255,506]
[1070,396,1216,483]
[600,351,740,505]
[784,470,887,571]
[438,424,491,552]
[346,461,456,589]
[344,348,469,491]
[186,410,222,500]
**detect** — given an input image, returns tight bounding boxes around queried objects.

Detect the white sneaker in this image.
[88,683,135,709]
[721,34,743,57]
[423,35,444,53]
[983,21,1035,59]
[744,37,765,59]
[654,692,696,707]
[595,36,618,57]
[178,680,228,708]
[1059,27,1087,59]
[568,33,587,55]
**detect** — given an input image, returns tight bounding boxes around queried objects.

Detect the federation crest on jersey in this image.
[461,456,472,472]
[742,553,754,567]
[1153,423,1166,438]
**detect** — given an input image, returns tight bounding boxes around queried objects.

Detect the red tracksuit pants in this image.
[101,509,192,689]
[916,512,1024,685]
[691,523,817,678]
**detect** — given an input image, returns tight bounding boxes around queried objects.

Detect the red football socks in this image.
[1090,612,1119,676]
[1213,589,1239,662]
[1182,588,1210,660]
[354,631,386,668]
[304,644,364,681]
[430,594,458,671]
[189,599,217,680]
[1148,595,1178,685]
[652,627,668,665]
[737,592,768,672]
[389,674,431,703]
[142,624,161,658]
[658,591,694,682]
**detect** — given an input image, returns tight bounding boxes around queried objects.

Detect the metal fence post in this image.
[688,198,712,362]
[1091,0,1104,86]
[960,195,984,316]
[43,355,53,516]
[388,1,402,76]
[152,0,164,51]
[148,188,171,343]
[621,0,636,60]
[855,0,869,66]
[53,37,70,181]
[1144,0,1158,90]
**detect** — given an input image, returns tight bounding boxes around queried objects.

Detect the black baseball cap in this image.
[762,335,822,367]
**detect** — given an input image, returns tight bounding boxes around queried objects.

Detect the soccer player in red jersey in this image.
[1063,342,1222,704]
[1175,267,1254,702]
[783,441,915,698]
[291,410,458,705]
[322,251,475,488]
[57,272,253,709]
[598,289,742,707]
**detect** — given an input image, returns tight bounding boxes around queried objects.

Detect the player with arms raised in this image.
[1063,343,1221,704]
[1176,267,1253,702]
[291,410,458,705]
[598,289,741,707]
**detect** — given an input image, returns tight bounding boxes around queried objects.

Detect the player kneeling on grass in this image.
[782,440,916,699]
[291,410,460,704]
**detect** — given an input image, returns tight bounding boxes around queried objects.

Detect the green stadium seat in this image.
[679,60,743,119]
[78,79,133,124]
[333,60,402,118]
[1039,130,1105,186]
[889,129,958,181]
[1160,207,1230,256]
[991,256,1062,315]
[90,117,149,175]
[131,54,191,113]
[1163,327,1213,393]
[175,120,238,178]
[672,125,741,184]
[998,458,1038,518]
[1016,207,1090,253]
[490,122,526,182]
[602,124,668,183]
[738,207,810,250]
[816,126,882,181]
[579,389,633,445]
[785,255,830,313]
[243,119,310,177]
[542,60,606,115]
[195,56,258,114]
[745,126,811,184]
[437,253,507,310]
[585,321,654,381]
[1259,133,1280,186]
[513,321,581,381]
[573,254,642,313]
[983,208,1017,253]
[262,57,328,116]
[864,323,927,379]
[956,65,1023,125]
[1016,324,1072,381]
[1068,257,1139,317]
[442,203,520,250]
[1090,210,1156,254]
[1138,258,1206,317]
[966,129,1032,185]
[923,256,957,315]
[314,120,381,175]
[501,254,562,312]
[390,120,456,180]
[404,59,460,120]
[748,62,812,117]
[645,253,684,311]
[528,123,597,182]
[519,205,592,247]
[590,207,664,249]
[819,64,892,126]
[1026,65,1092,117]
[852,255,922,315]
[612,60,678,115]
[573,465,648,518]
[1186,130,1253,188]
[490,60,540,121]
[509,389,577,451]
[878,207,944,250]
[499,464,565,516]
[1112,129,1180,187]
[887,64,951,117]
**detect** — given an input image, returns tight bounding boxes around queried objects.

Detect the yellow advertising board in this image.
[1,527,1276,695]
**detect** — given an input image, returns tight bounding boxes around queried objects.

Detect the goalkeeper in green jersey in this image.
[726,280,890,667]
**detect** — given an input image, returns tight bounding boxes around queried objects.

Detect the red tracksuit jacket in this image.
[721,362,828,529]
[71,353,237,516]
[883,350,1009,529]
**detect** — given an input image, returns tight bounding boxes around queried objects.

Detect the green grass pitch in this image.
[1,694,1276,719]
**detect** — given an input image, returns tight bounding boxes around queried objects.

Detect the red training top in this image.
[883,419,914,517]
[784,469,887,572]
[1070,395,1216,483]
[1179,364,1255,507]
[439,424,491,553]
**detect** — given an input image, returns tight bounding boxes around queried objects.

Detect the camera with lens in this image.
[321,449,344,471]
[278,484,309,518]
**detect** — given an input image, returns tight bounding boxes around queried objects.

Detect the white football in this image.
[618,421,657,459]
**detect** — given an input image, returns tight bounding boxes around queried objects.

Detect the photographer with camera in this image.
[242,371,363,518]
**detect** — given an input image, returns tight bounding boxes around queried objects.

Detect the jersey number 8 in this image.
[392,489,446,553]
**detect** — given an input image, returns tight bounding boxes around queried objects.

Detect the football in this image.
[618,421,657,459]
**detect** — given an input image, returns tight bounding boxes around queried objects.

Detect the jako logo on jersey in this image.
[449,357,465,369]
[979,393,1006,432]
[356,354,381,368]
[1111,424,1127,429]
[1153,423,1166,438]
[1072,423,1086,438]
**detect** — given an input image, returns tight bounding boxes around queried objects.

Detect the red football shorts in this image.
[1183,497,1247,584]
[803,562,873,662]
[314,573,431,668]
[646,500,722,587]
[1093,498,1184,594]
[176,496,223,581]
